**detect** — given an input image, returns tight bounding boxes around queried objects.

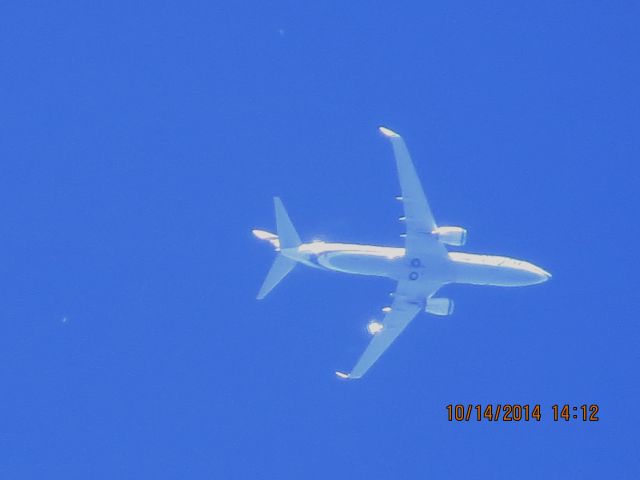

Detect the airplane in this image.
[253,127,551,380]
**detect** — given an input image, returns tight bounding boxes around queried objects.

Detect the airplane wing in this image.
[379,127,448,259]
[337,279,441,380]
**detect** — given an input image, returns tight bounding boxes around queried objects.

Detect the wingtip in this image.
[378,126,400,138]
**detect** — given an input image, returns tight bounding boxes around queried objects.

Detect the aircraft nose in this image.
[521,263,551,284]
[534,266,552,283]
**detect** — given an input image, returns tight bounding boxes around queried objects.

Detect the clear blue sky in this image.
[0,2,638,478]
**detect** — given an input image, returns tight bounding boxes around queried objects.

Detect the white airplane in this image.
[253,127,551,380]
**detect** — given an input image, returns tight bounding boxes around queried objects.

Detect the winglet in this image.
[378,126,400,138]
[335,371,350,380]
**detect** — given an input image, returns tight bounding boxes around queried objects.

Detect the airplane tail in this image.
[272,197,301,249]
[253,197,301,299]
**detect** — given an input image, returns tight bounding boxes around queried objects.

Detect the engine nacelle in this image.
[425,298,454,316]
[434,226,467,246]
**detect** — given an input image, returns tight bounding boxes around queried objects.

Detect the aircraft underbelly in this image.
[454,263,543,287]
[318,251,399,278]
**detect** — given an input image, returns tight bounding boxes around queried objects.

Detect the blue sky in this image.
[0,2,638,478]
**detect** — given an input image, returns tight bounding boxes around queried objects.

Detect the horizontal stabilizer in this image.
[274,197,301,249]
[257,254,297,299]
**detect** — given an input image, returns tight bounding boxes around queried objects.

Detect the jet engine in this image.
[434,226,467,246]
[425,298,454,316]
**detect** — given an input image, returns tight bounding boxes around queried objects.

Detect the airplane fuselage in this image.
[290,240,550,287]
